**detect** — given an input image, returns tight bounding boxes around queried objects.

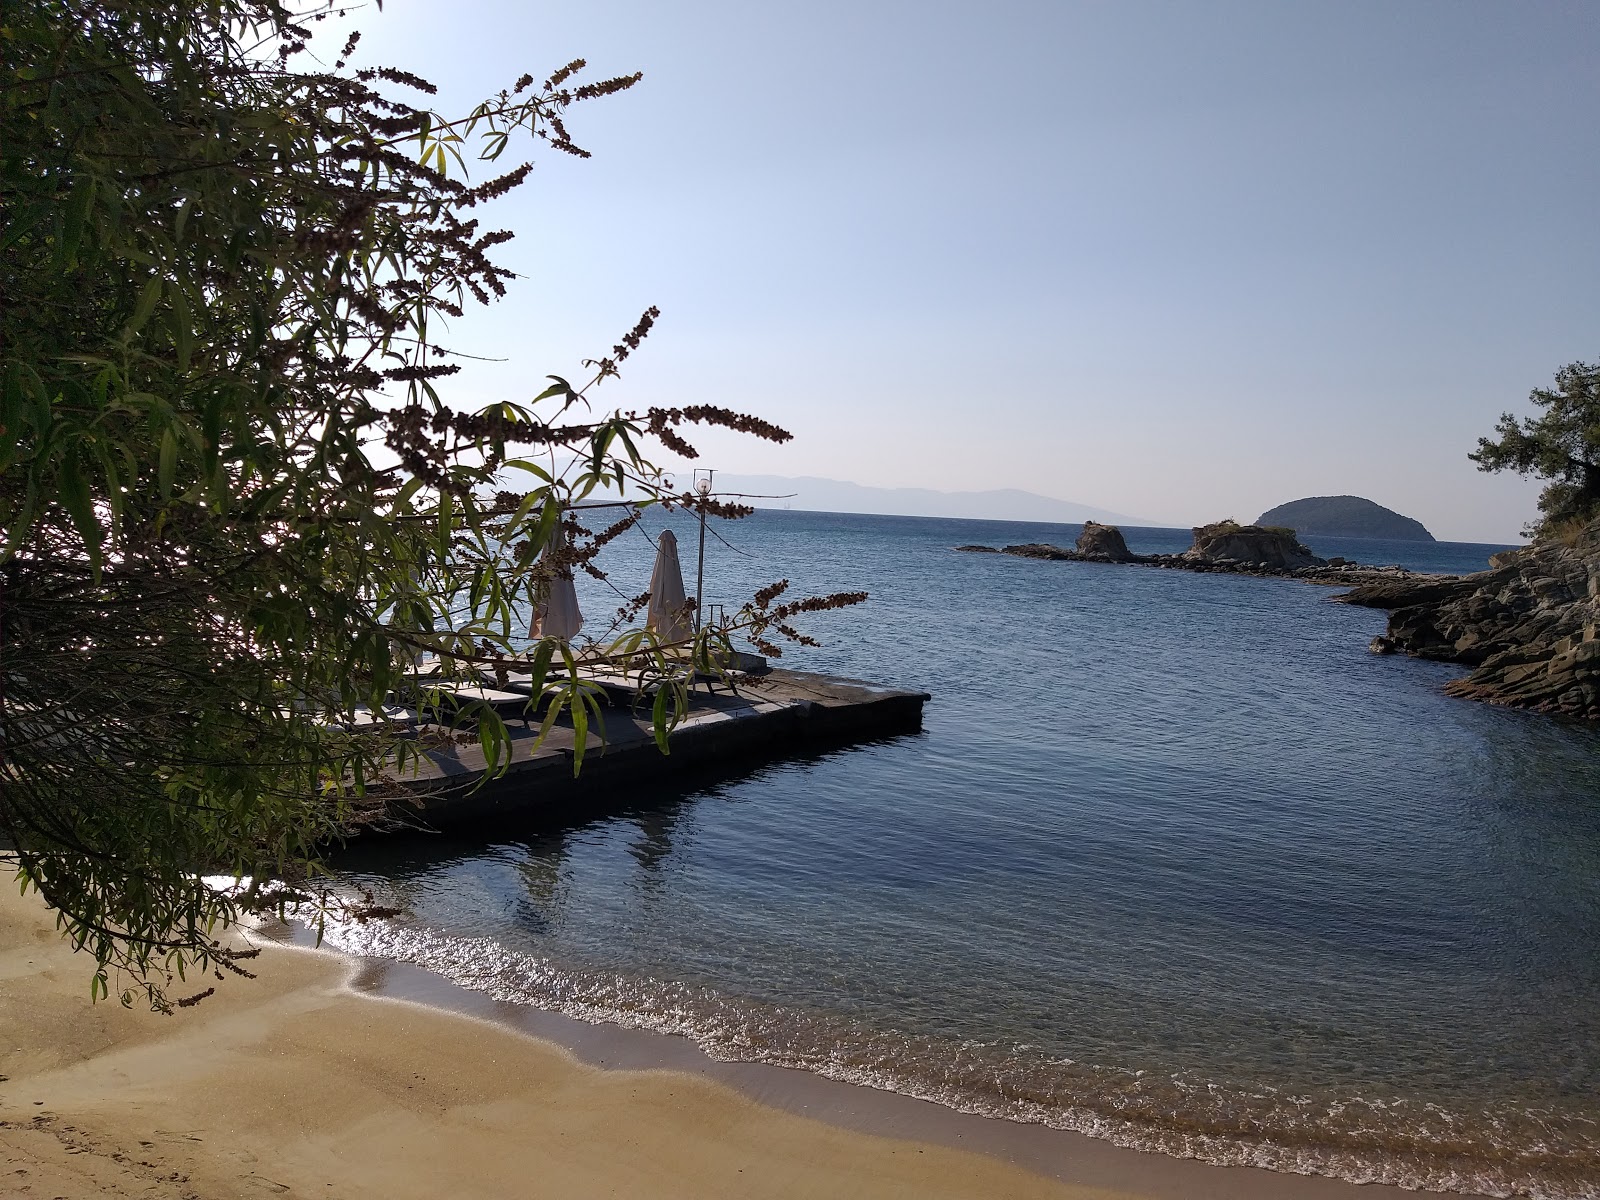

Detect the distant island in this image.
[710,474,1159,526]
[1256,495,1435,542]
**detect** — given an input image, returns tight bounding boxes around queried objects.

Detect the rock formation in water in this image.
[1256,496,1435,542]
[1338,521,1600,718]
[954,513,1600,720]
[1000,543,1075,560]
[1076,521,1134,561]
[1185,521,1325,570]
[953,522,1413,582]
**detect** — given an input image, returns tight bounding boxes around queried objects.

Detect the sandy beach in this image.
[0,887,1456,1200]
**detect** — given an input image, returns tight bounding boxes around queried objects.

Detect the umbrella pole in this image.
[695,499,707,634]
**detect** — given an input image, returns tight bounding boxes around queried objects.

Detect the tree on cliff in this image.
[1470,360,1600,538]
[2,0,856,1008]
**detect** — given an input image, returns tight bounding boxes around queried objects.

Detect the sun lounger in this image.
[346,704,419,731]
[420,685,541,722]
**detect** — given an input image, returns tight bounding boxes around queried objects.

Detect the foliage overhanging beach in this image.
[1,0,861,1007]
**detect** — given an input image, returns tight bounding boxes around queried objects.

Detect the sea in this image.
[318,509,1600,1199]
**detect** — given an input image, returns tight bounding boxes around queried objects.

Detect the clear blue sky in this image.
[338,0,1598,542]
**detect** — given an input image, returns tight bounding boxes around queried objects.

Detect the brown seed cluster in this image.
[542,59,587,91]
[638,405,792,462]
[355,66,439,95]
[582,306,663,381]
[770,592,869,620]
[613,306,660,365]
[739,589,868,658]
[753,579,790,608]
[335,30,360,70]
[382,362,461,383]
[672,493,755,520]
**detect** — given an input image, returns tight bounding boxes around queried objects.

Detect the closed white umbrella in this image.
[646,528,692,645]
[530,525,583,643]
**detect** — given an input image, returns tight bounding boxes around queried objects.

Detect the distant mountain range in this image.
[709,475,1158,526]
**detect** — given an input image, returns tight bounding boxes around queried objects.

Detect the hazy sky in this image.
[337,1,1598,542]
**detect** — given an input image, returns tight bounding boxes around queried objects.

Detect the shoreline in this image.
[0,888,1482,1199]
[332,937,1469,1200]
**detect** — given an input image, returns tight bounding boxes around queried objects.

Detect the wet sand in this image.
[0,888,1471,1199]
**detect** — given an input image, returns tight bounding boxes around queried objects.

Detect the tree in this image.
[1470,360,1600,538]
[2,0,859,1008]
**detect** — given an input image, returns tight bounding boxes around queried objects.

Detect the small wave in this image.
[304,910,1599,1199]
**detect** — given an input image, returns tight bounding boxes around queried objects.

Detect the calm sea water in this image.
[323,511,1600,1198]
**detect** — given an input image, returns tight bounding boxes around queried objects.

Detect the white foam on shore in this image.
[304,907,1599,1200]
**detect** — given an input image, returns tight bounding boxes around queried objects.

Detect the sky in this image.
[329,0,1598,542]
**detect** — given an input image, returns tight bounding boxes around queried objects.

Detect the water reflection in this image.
[330,732,923,893]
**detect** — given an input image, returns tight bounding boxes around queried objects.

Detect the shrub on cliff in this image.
[1470,360,1600,538]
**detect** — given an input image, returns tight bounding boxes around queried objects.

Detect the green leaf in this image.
[532,376,573,404]
[502,486,543,539]
[651,682,672,753]
[525,638,555,698]
[0,365,24,471]
[588,425,614,476]
[436,488,454,560]
[0,200,51,254]
[1,473,41,563]
[475,708,509,780]
[58,450,103,576]
[21,363,52,438]
[123,275,163,340]
[173,288,193,371]
[528,498,560,557]
[93,441,123,529]
[158,428,178,498]
[393,475,425,511]
[569,687,588,775]
[502,458,554,484]
[59,173,96,269]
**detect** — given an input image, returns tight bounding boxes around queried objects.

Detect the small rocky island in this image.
[1256,495,1435,541]
[957,517,1600,720]
[957,519,1413,584]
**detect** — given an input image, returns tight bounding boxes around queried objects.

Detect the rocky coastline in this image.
[957,518,1600,720]
[1337,523,1600,719]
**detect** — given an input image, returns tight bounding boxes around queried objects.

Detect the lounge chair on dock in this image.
[419,685,541,724]
[346,704,419,732]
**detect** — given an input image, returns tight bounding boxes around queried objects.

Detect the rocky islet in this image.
[956,520,1422,585]
[958,518,1600,720]
[1255,495,1436,542]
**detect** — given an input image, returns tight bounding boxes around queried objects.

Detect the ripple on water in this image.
[324,511,1600,1200]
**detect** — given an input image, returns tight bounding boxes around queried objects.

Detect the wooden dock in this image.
[381,669,931,830]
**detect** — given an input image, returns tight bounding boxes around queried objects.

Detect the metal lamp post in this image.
[692,468,713,633]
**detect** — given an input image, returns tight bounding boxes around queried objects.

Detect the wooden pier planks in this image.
[383,669,930,829]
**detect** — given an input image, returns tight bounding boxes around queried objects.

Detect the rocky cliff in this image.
[1257,495,1435,542]
[1076,521,1134,561]
[1185,521,1325,570]
[1338,522,1600,718]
